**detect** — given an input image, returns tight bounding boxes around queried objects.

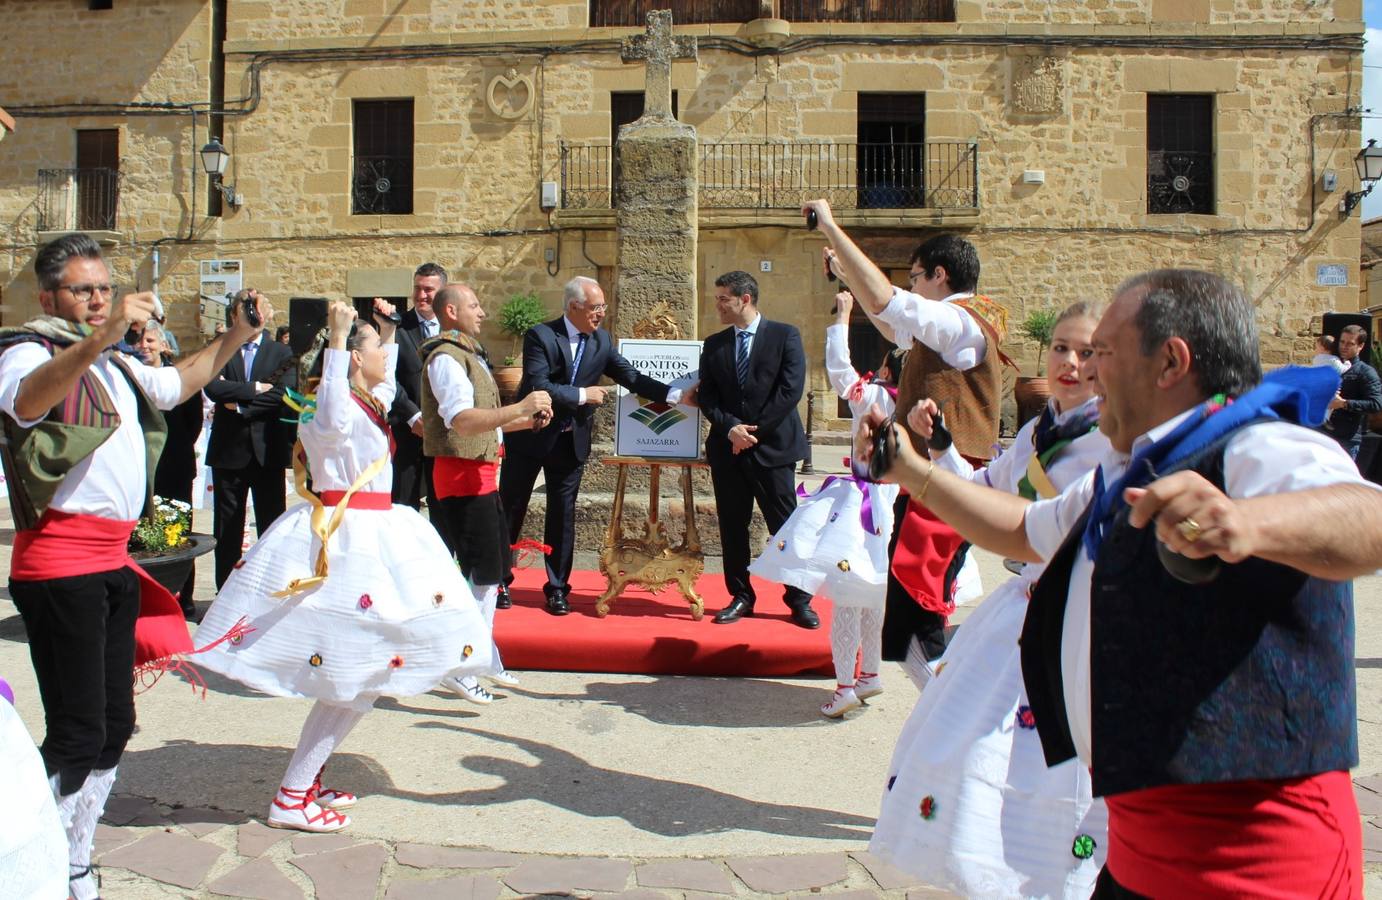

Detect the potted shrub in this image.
[128,496,216,599]
[1013,308,1059,424]
[492,292,547,401]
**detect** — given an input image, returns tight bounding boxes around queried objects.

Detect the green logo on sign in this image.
[629,400,687,435]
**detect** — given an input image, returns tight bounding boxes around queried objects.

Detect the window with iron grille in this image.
[75,129,119,231]
[857,93,926,209]
[1147,94,1214,215]
[352,99,414,215]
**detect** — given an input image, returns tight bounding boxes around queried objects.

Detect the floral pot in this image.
[133,533,216,598]
[492,366,524,403]
[1014,376,1050,427]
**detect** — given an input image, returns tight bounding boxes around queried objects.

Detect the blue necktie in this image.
[736,330,751,386]
[242,340,257,380]
[570,332,588,385]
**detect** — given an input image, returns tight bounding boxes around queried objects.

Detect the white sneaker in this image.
[445,676,493,705]
[854,673,884,700]
[266,787,351,833]
[488,669,520,688]
[821,687,863,718]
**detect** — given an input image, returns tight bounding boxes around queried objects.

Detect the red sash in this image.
[12,510,193,667]
[434,457,499,497]
[1106,772,1361,898]
[350,389,396,458]
[319,490,392,510]
[889,500,966,617]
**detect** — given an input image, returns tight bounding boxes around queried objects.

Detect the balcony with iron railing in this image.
[558,140,978,220]
[37,167,121,242]
[589,0,955,26]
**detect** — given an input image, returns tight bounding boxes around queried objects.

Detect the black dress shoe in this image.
[713,597,754,624]
[496,584,512,610]
[789,604,821,630]
[545,592,570,616]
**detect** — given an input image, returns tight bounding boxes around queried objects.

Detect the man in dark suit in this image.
[699,270,819,629]
[501,276,683,616]
[390,262,445,510]
[204,289,295,588]
[1326,324,1382,460]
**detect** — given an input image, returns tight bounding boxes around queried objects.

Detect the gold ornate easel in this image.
[595,458,707,619]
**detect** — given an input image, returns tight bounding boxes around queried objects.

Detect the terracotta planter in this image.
[1014,376,1050,426]
[492,366,523,403]
[133,533,216,598]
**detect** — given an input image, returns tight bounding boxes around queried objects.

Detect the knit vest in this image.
[895,296,1005,461]
[1021,425,1357,798]
[0,332,168,531]
[419,334,500,461]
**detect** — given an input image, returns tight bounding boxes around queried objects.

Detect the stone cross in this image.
[620,10,697,121]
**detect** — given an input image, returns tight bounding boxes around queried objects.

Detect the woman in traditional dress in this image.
[197,300,494,833]
[870,300,1109,898]
[750,291,901,718]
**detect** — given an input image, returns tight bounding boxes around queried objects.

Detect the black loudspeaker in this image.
[288,297,329,357]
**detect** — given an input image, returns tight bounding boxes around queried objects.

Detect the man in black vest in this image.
[205,289,295,588]
[500,276,682,616]
[699,270,818,629]
[857,269,1382,895]
[1325,323,1382,460]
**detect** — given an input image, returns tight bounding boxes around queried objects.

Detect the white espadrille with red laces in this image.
[266,786,351,833]
[311,769,357,810]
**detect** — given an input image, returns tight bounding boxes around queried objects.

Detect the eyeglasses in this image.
[58,283,116,303]
[907,271,925,287]
[586,304,608,314]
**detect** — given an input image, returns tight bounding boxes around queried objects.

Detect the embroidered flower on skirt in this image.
[837,560,851,572]
[358,594,373,610]
[309,653,323,667]
[229,632,245,646]
[919,795,937,820]
[388,655,404,668]
[1015,705,1037,730]
[462,644,474,659]
[1072,834,1097,860]
[433,592,445,606]
[777,540,786,551]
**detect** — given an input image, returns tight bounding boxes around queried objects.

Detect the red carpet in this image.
[494,567,834,676]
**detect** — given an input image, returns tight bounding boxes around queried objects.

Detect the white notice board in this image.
[614,339,702,459]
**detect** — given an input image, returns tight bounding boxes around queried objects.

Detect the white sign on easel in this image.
[614,339,702,459]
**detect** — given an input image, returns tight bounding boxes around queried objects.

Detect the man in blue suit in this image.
[501,276,684,615]
[698,270,819,629]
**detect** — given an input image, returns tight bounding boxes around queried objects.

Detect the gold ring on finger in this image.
[1176,516,1203,543]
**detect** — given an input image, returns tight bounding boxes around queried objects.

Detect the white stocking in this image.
[859,607,884,675]
[59,767,117,900]
[473,582,505,673]
[830,607,862,687]
[280,702,366,792]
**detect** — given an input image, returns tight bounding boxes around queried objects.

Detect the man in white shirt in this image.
[0,233,266,900]
[856,268,1382,897]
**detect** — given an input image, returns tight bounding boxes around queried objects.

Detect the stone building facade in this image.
[0,0,1366,429]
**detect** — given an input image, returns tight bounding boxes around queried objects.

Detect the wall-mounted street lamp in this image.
[1342,139,1382,215]
[199,138,243,210]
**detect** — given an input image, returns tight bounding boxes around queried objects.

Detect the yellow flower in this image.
[164,523,184,546]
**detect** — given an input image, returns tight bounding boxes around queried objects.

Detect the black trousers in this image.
[1092,866,1149,899]
[437,492,512,587]
[212,460,287,588]
[880,491,950,661]
[709,453,812,608]
[499,433,586,597]
[11,567,140,796]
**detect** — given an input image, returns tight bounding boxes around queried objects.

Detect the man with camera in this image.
[205,288,296,588]
[0,233,270,900]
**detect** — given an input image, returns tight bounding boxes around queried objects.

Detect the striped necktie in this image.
[736,329,751,386]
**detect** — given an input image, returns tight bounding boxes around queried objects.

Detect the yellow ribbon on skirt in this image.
[272,444,390,598]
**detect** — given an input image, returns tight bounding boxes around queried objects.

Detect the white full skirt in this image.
[197,503,494,711]
[0,701,66,900]
[870,575,1107,898]
[750,477,898,609]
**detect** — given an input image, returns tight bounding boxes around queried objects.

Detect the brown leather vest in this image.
[896,304,1004,461]
[419,335,500,461]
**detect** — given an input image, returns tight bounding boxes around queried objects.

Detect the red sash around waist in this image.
[11,509,193,667]
[434,456,500,498]
[319,490,392,510]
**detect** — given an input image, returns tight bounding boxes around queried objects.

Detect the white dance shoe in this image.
[444,675,493,704]
[854,673,884,700]
[267,787,351,833]
[488,669,520,688]
[821,687,863,718]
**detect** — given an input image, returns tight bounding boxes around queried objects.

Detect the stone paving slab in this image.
[635,859,736,894]
[395,842,524,869]
[290,832,363,855]
[170,804,245,837]
[503,857,637,894]
[92,823,140,858]
[726,852,850,893]
[384,873,503,900]
[790,891,882,900]
[1360,787,1382,818]
[290,843,388,900]
[238,821,291,858]
[207,857,305,900]
[99,830,226,889]
[849,851,923,891]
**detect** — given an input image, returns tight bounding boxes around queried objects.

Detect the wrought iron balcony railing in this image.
[559,140,978,212]
[37,167,120,232]
[589,0,955,26]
